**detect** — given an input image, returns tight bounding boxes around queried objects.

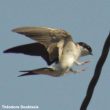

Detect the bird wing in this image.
[12,27,73,62]
[19,67,62,77]
[12,27,72,47]
[4,43,57,65]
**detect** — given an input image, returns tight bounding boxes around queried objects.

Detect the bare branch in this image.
[80,32,110,110]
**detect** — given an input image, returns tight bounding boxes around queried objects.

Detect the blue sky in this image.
[0,0,110,110]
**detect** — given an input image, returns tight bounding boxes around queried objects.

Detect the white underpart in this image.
[53,41,82,73]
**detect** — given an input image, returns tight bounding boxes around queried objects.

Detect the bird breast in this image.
[59,41,81,69]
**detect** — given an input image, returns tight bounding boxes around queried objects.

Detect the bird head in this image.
[77,42,93,56]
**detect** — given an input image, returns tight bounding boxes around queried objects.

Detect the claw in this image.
[82,60,90,65]
[69,68,86,74]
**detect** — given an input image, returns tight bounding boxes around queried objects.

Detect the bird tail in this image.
[18,67,61,77]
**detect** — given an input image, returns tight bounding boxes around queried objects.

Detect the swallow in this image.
[4,27,92,77]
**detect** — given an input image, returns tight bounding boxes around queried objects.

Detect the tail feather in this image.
[18,67,61,77]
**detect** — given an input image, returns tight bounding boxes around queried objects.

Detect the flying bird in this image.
[4,27,92,77]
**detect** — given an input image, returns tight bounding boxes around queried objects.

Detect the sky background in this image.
[0,0,110,110]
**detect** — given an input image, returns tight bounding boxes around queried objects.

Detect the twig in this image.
[80,32,110,110]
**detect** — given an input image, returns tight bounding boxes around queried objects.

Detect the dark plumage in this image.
[4,43,58,65]
[78,42,92,55]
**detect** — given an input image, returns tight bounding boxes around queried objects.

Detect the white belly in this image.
[53,54,75,72]
[53,41,81,73]
[59,41,81,70]
[59,54,75,69]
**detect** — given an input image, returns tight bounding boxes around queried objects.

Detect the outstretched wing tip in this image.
[3,49,11,53]
[12,27,23,34]
[12,28,15,32]
[3,50,7,53]
[12,26,39,32]
[12,27,19,33]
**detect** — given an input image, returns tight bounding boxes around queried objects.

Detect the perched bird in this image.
[4,27,92,77]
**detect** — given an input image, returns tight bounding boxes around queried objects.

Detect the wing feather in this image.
[12,27,72,47]
[11,27,73,64]
[4,43,58,65]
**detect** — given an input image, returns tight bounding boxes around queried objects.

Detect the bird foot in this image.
[70,68,86,74]
[82,60,90,65]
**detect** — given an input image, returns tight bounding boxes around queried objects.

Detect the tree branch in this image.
[80,32,110,110]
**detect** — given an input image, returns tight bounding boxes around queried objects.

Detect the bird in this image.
[4,26,92,77]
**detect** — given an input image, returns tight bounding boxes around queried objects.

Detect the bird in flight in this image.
[4,27,92,77]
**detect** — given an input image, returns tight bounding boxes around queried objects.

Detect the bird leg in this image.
[75,60,90,66]
[69,68,86,74]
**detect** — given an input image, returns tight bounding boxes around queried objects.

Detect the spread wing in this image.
[12,27,72,47]
[4,43,57,65]
[11,27,73,64]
